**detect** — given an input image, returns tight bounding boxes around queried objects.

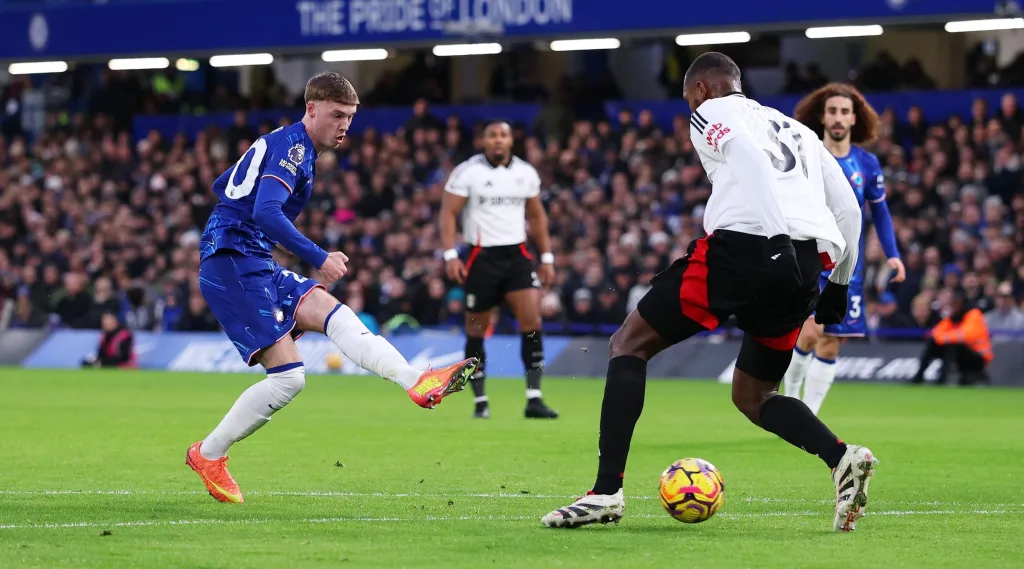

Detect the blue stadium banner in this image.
[21,329,571,377]
[0,0,1000,60]
[16,328,1024,385]
[544,337,1024,387]
[0,329,50,366]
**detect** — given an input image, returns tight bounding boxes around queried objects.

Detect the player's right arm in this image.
[440,161,472,284]
[252,137,330,270]
[817,143,863,286]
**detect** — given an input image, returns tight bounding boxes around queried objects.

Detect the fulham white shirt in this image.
[688,94,862,285]
[444,154,541,247]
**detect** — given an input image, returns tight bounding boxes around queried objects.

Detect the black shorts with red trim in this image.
[637,230,828,350]
[462,244,539,312]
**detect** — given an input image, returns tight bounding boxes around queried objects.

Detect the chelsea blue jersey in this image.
[199,122,317,262]
[833,145,885,279]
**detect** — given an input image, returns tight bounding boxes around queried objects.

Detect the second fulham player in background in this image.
[439,120,559,420]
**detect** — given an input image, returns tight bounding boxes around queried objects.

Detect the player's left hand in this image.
[887,257,906,283]
[537,263,555,287]
[814,281,849,326]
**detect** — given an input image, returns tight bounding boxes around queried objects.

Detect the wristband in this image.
[540,252,555,264]
[442,248,459,262]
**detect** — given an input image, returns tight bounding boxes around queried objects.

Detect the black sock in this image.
[593,356,647,495]
[465,335,487,401]
[522,331,544,398]
[759,395,847,469]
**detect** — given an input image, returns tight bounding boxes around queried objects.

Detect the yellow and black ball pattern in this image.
[658,458,725,523]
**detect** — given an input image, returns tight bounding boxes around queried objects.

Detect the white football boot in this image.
[541,489,625,528]
[832,445,879,532]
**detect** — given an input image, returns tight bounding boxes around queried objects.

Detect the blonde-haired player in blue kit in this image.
[186,72,478,503]
[783,84,906,414]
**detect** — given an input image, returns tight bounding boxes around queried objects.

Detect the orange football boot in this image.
[406,358,479,409]
[185,441,244,503]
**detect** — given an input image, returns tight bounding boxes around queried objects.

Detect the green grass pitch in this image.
[1,369,1022,568]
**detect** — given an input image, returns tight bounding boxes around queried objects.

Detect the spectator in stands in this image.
[539,290,568,330]
[568,288,598,331]
[378,277,413,326]
[595,286,626,325]
[346,292,381,335]
[910,293,941,330]
[875,292,917,336]
[970,98,989,129]
[226,110,255,160]
[901,59,936,90]
[896,105,929,149]
[124,287,156,331]
[998,93,1023,143]
[966,41,1000,88]
[89,276,121,328]
[9,292,46,329]
[155,286,183,332]
[30,265,60,315]
[176,295,220,332]
[405,98,444,142]
[626,269,654,315]
[53,272,92,329]
[857,51,902,92]
[413,277,447,327]
[985,281,1024,341]
[81,312,136,369]
[912,290,992,385]
[961,272,994,313]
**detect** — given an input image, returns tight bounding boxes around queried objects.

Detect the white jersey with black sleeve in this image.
[688,93,861,284]
[444,154,541,247]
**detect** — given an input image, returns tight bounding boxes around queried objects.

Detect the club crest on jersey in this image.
[288,144,305,165]
[705,123,730,152]
[273,308,285,323]
[849,171,864,188]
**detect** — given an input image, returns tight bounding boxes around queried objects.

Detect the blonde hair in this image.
[304,72,359,105]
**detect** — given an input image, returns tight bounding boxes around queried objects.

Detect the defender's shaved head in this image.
[682,52,743,113]
[683,51,741,89]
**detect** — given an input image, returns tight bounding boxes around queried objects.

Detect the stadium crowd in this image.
[2,85,1024,339]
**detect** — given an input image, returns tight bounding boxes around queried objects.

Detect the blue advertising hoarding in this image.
[0,0,1001,60]
[21,329,571,377]
[16,328,1024,386]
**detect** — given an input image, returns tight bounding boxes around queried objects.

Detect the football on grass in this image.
[658,458,725,523]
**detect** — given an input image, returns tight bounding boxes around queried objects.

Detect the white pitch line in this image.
[0,490,576,498]
[0,509,1021,531]
[0,490,1021,509]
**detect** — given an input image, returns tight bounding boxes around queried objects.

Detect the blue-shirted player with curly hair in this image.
[783,83,906,415]
[186,72,478,503]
